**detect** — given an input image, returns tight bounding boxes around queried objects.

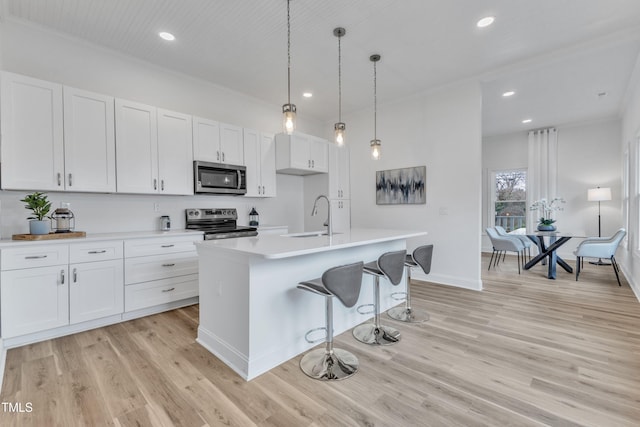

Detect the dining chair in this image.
[574,228,626,286]
[486,227,525,274]
[494,225,533,262]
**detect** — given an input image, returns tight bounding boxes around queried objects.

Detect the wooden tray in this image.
[12,231,87,241]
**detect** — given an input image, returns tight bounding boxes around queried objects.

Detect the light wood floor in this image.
[1,255,639,426]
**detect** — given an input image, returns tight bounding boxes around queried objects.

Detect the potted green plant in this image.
[530,197,565,231]
[20,192,52,235]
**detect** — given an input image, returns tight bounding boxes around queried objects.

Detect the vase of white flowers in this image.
[530,197,565,231]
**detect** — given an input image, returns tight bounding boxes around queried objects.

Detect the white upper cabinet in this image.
[192,117,220,162]
[244,129,276,197]
[157,109,193,195]
[219,123,244,165]
[1,71,64,190]
[63,87,116,192]
[115,101,193,195]
[328,144,350,200]
[115,99,159,194]
[275,132,328,175]
[193,118,244,165]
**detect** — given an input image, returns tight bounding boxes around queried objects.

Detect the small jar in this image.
[160,215,171,231]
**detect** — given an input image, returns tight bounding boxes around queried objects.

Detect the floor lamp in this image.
[587,186,612,265]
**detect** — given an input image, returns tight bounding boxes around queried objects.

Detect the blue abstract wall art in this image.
[376,166,426,205]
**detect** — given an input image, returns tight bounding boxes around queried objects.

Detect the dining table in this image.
[524,231,574,279]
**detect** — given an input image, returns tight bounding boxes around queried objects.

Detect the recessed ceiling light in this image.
[522,119,532,124]
[302,92,313,98]
[477,16,495,28]
[502,91,515,97]
[159,32,175,41]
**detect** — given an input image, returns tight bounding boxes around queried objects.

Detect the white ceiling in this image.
[4,0,640,136]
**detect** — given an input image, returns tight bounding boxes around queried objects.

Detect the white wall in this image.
[481,119,622,259]
[0,19,318,237]
[346,82,483,290]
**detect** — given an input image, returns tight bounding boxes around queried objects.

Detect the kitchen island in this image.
[195,228,427,380]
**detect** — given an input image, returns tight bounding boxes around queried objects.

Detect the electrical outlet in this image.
[153,203,160,212]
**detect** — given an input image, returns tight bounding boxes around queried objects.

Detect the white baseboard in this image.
[412,270,482,291]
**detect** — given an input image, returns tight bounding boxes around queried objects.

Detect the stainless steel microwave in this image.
[194,161,247,195]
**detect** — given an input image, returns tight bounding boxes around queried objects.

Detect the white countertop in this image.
[195,228,427,259]
[0,229,204,248]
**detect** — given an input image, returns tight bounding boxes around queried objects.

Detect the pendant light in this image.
[282,0,296,134]
[370,54,381,159]
[333,27,346,146]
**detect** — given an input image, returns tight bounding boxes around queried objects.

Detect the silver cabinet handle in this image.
[237,170,242,190]
[308,160,311,168]
[262,185,265,194]
[60,269,65,285]
[25,255,47,259]
[73,268,77,283]
[217,151,220,161]
[57,173,62,186]
[162,287,175,293]
[161,179,165,191]
[88,250,107,254]
[258,185,261,194]
[162,263,176,267]
[153,178,158,190]
[161,244,175,248]
[68,173,73,187]
[222,152,225,162]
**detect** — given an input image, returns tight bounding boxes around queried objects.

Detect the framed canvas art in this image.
[376,166,426,205]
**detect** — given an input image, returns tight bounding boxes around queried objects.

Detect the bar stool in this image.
[353,250,406,345]
[297,261,364,380]
[388,244,433,323]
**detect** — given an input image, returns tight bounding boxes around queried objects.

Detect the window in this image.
[623,147,629,248]
[491,169,527,232]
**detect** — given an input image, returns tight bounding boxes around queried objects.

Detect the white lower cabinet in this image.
[124,235,200,312]
[1,265,69,338]
[70,259,124,324]
[331,199,351,233]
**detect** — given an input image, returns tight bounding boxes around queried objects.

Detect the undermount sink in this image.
[284,231,342,238]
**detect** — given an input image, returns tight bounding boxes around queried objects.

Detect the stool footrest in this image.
[390,291,407,301]
[304,327,327,344]
[356,303,375,315]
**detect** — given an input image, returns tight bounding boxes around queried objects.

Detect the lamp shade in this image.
[587,187,611,202]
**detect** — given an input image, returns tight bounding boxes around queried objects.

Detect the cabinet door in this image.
[329,144,350,199]
[115,99,158,193]
[260,133,277,197]
[192,116,220,162]
[243,128,261,197]
[219,123,244,165]
[1,266,69,338]
[289,133,312,170]
[70,259,124,324]
[157,109,193,195]
[0,71,64,190]
[63,87,116,192]
[330,199,351,233]
[309,137,328,173]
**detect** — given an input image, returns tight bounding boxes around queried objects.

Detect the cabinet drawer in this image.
[70,241,124,263]
[1,245,69,270]
[124,275,198,312]
[125,252,198,285]
[124,235,200,257]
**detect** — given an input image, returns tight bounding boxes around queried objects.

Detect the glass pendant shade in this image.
[283,103,296,134]
[370,139,381,159]
[334,122,346,146]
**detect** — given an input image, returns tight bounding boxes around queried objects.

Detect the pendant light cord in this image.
[287,0,291,105]
[338,35,342,122]
[373,59,377,141]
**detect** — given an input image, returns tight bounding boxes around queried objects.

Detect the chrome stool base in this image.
[352,323,401,345]
[300,348,359,380]
[387,306,429,323]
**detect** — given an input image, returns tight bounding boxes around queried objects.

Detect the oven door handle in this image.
[237,170,242,190]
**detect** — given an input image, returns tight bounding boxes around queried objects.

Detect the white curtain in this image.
[527,128,558,227]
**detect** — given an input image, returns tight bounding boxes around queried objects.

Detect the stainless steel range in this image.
[185,208,258,240]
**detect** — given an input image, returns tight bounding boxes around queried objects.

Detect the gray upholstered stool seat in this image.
[353,249,406,345]
[297,261,364,380]
[388,245,433,323]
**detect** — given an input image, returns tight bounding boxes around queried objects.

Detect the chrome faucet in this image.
[311,194,333,236]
